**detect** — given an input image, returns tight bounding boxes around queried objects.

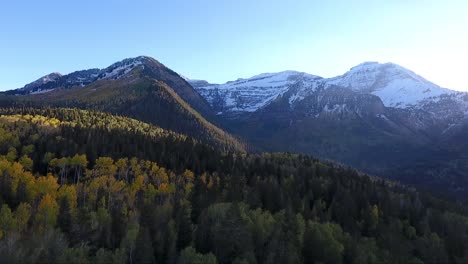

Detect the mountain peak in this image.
[129,55,166,68]
[348,61,423,80]
[49,72,63,77]
[97,57,147,80]
[242,70,320,81]
[194,70,322,113]
[327,61,456,108]
[21,72,63,93]
[350,61,380,69]
[98,56,166,77]
[349,61,407,73]
[8,55,174,95]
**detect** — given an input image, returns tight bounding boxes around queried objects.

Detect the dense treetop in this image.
[0,108,466,263]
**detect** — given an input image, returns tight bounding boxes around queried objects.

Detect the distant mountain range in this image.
[190,62,467,115]
[3,56,468,198]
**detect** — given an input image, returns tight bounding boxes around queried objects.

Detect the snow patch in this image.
[376,114,390,121]
[30,88,55,94]
[322,104,347,114]
[99,61,142,80]
[288,94,305,105]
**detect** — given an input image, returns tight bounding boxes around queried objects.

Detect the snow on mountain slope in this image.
[97,57,144,80]
[194,71,322,112]
[11,57,148,95]
[191,62,466,115]
[325,62,456,108]
[20,72,63,93]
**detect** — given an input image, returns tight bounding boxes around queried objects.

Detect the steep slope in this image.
[324,62,456,108]
[19,72,63,94]
[9,56,213,114]
[224,85,436,171]
[9,69,100,95]
[192,71,322,114]
[1,57,244,152]
[0,107,223,173]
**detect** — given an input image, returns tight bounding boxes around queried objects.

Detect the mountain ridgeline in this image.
[1,56,245,153]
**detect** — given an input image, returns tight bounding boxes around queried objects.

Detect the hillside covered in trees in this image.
[0,57,246,154]
[0,107,467,264]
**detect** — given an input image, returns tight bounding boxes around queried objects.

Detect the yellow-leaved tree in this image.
[35,194,59,232]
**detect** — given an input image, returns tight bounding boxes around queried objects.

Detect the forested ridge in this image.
[0,66,246,154]
[0,107,467,264]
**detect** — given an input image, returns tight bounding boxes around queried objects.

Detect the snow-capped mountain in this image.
[20,72,63,94]
[324,62,457,108]
[189,62,468,118]
[193,71,322,113]
[10,57,149,95]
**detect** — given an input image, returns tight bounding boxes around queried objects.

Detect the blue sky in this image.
[1,0,467,91]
